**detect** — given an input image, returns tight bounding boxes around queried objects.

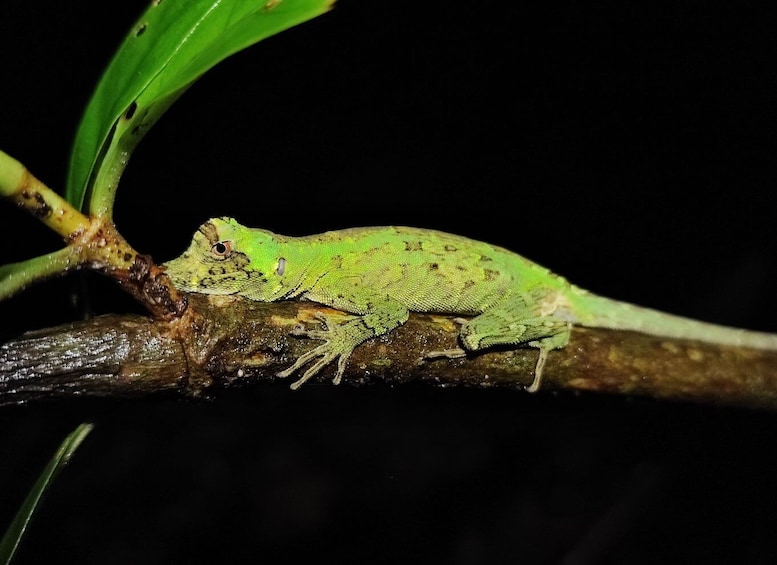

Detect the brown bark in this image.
[2,293,777,409]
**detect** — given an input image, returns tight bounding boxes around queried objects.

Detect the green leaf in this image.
[0,424,94,565]
[66,0,334,218]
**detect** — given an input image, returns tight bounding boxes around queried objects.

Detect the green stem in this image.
[87,136,129,220]
[0,248,84,301]
[0,149,90,238]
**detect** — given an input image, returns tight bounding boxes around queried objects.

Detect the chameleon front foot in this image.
[276,312,359,389]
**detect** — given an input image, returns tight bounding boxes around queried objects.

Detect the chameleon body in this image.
[164,217,777,390]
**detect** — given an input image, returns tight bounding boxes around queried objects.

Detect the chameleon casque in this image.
[164,217,777,391]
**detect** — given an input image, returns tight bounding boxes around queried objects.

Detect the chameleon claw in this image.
[424,347,467,359]
[525,347,549,393]
[288,363,322,390]
[284,354,345,390]
[289,324,308,336]
[330,355,348,386]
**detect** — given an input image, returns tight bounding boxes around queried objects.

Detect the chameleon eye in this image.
[211,241,232,259]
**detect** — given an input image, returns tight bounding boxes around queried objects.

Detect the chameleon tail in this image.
[566,287,777,351]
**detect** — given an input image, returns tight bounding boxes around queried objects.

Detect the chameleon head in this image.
[163,217,284,301]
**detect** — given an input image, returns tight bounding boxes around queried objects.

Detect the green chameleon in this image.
[164,217,777,391]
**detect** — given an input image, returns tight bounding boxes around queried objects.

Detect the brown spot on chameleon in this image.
[204,245,257,285]
[199,221,220,244]
[404,241,423,252]
[229,251,251,270]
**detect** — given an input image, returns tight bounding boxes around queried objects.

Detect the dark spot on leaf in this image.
[135,22,147,37]
[262,0,282,11]
[124,101,138,120]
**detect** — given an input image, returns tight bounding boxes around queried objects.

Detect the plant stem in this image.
[0,248,83,300]
[0,149,90,238]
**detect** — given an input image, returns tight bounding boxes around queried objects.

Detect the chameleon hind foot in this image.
[524,330,569,393]
[426,345,550,392]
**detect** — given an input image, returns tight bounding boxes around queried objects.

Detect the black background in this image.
[3,1,777,563]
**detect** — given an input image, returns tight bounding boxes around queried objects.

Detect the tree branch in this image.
[2,294,777,409]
